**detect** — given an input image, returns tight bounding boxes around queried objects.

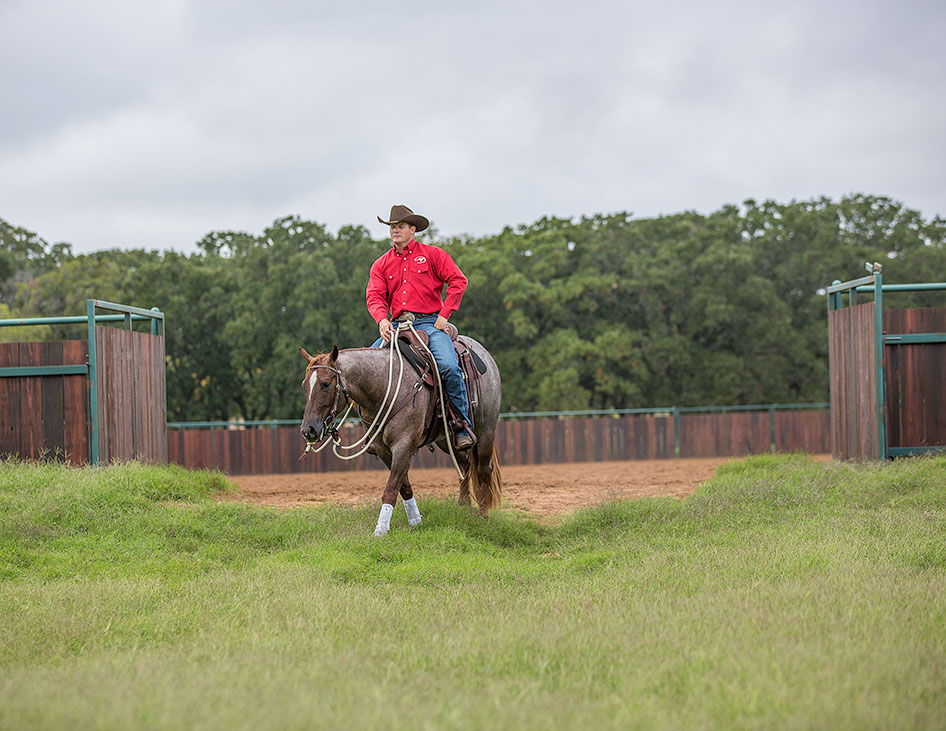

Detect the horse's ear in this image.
[299,346,316,363]
[330,344,339,362]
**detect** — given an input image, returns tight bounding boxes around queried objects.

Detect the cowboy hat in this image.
[377,204,429,232]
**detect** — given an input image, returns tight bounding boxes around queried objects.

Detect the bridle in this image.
[304,362,349,443]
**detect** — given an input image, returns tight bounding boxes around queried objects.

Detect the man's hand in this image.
[434,315,450,333]
[379,318,394,342]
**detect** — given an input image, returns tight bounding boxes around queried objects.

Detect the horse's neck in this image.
[337,349,397,409]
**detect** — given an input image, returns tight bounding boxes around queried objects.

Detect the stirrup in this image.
[454,432,475,451]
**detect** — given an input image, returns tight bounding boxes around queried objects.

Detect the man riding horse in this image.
[367,204,475,451]
[300,203,502,534]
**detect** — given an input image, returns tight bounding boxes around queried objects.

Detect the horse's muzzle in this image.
[301,422,324,443]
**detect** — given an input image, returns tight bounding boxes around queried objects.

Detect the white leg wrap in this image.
[374,503,394,537]
[403,497,422,527]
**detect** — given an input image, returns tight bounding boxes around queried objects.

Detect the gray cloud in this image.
[1,0,943,253]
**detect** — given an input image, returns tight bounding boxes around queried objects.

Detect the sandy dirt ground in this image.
[221,458,740,519]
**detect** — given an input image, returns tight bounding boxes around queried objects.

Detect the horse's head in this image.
[299,344,343,445]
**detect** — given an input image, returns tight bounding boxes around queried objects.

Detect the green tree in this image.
[7,195,944,420]
[0,218,72,306]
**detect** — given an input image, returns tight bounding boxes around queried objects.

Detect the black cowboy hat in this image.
[377,204,429,232]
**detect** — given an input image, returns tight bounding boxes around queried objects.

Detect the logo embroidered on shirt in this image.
[413,256,427,263]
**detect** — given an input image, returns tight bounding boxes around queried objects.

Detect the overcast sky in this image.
[2,0,944,254]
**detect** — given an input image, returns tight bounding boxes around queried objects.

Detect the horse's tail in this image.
[486,446,504,510]
[466,445,503,513]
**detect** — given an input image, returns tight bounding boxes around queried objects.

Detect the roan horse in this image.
[299,330,503,536]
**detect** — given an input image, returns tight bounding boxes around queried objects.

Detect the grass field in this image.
[1,454,945,730]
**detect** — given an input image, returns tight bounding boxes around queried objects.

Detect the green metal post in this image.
[153,307,167,462]
[87,300,99,465]
[873,271,886,459]
[829,280,841,311]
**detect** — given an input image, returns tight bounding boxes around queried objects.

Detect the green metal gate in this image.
[827,264,946,460]
[0,299,166,465]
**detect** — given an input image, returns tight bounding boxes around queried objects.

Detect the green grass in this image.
[1,454,945,730]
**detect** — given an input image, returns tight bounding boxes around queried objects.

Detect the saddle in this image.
[395,326,488,447]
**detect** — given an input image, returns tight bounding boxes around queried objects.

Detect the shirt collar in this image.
[393,239,418,257]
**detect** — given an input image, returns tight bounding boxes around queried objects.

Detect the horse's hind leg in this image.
[399,479,422,527]
[472,435,501,514]
[451,444,474,507]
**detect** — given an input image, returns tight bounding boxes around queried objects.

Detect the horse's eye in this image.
[320,381,331,391]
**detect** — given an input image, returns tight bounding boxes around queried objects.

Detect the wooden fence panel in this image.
[654,415,672,459]
[572,418,590,462]
[20,342,42,458]
[96,328,131,462]
[678,412,770,458]
[40,342,65,458]
[729,412,771,456]
[829,303,878,460]
[95,327,166,464]
[775,410,830,453]
[679,413,719,458]
[62,341,90,464]
[0,340,89,465]
[0,343,22,460]
[884,308,946,449]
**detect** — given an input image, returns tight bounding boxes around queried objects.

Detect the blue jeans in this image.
[372,315,471,430]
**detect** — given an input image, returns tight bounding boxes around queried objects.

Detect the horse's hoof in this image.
[408,516,422,528]
[373,527,389,537]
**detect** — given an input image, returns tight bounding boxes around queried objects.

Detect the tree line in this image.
[2,195,944,422]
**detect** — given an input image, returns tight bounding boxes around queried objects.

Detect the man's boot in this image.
[455,430,474,450]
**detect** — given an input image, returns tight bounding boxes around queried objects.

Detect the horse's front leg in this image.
[373,442,412,537]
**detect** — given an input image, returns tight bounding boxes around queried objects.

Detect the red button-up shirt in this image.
[366,239,468,323]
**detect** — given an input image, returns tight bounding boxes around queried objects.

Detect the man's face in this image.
[390,222,415,248]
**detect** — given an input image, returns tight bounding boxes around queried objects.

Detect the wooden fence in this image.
[827,266,946,460]
[884,308,946,452]
[0,301,167,465]
[93,326,167,465]
[167,408,831,476]
[828,302,880,460]
[0,340,90,465]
